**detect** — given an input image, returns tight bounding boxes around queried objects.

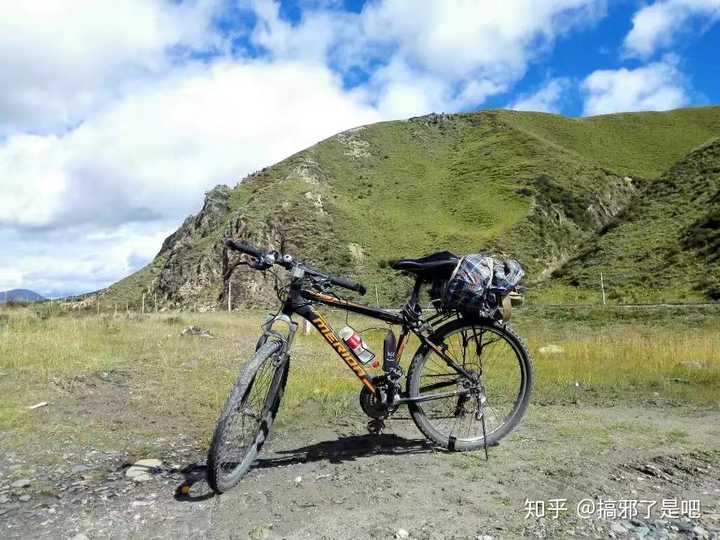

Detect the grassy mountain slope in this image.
[499,107,720,178]
[104,106,720,308]
[547,138,720,303]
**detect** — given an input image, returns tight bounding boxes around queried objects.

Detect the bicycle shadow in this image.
[173,432,434,502]
[255,432,435,467]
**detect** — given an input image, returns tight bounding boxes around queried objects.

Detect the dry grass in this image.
[520,323,720,405]
[0,305,718,444]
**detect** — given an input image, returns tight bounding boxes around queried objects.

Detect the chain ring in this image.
[359,376,398,419]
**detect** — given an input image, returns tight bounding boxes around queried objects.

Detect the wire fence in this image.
[2,295,717,317]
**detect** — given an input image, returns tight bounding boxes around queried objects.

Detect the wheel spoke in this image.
[410,322,529,446]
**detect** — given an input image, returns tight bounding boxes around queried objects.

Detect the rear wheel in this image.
[207,341,289,493]
[407,319,532,451]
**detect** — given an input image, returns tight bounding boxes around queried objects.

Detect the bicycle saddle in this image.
[391,251,459,278]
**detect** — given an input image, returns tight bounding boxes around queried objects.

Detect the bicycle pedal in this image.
[367,419,385,434]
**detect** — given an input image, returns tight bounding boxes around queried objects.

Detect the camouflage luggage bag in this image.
[442,254,524,319]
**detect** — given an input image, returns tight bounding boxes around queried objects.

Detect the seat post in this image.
[410,276,423,305]
[402,276,424,321]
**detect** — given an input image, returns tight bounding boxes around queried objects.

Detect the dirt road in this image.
[2,402,719,539]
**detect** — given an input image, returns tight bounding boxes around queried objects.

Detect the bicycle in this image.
[207,239,533,493]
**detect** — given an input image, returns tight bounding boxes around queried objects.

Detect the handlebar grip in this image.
[329,275,367,296]
[224,238,264,259]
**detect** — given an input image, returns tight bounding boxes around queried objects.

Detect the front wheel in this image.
[407,318,532,451]
[207,341,289,493]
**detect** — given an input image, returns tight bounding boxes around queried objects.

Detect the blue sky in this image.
[1,0,719,297]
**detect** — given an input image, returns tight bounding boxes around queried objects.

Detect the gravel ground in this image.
[1,402,719,539]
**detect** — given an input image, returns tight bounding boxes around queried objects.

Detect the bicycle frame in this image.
[276,275,477,400]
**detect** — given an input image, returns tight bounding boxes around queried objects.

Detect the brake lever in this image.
[244,250,278,271]
[248,258,272,270]
[223,260,249,280]
[310,276,331,292]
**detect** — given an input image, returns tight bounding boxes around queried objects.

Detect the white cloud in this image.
[249,0,359,63]
[581,57,689,115]
[0,0,225,135]
[0,60,380,233]
[361,0,605,80]
[0,225,171,298]
[624,0,720,58]
[248,0,607,117]
[0,267,23,292]
[363,58,496,118]
[0,59,380,295]
[510,78,572,113]
[359,0,604,116]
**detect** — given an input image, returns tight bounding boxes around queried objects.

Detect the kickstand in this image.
[480,408,489,461]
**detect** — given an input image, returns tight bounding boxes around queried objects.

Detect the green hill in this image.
[105,106,720,309]
[548,138,720,303]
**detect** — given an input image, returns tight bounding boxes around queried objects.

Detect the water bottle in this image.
[383,330,397,372]
[339,326,377,366]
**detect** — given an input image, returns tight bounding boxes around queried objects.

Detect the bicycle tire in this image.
[407,318,533,451]
[207,341,289,493]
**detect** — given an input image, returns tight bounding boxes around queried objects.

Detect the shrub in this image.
[696,267,720,301]
[682,209,720,260]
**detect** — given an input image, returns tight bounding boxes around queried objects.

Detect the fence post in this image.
[302,319,313,335]
[228,282,232,312]
[142,293,146,315]
[600,272,607,306]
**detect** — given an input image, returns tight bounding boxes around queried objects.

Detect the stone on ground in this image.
[10,478,31,489]
[125,459,163,482]
[180,326,213,338]
[538,344,563,355]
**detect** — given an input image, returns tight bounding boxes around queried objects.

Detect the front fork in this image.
[258,313,298,364]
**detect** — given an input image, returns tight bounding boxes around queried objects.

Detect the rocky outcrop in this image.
[586,175,638,229]
[152,185,233,308]
[158,185,231,256]
[514,170,640,281]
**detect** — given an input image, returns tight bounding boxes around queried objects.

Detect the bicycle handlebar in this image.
[323,274,367,296]
[224,239,264,259]
[224,238,366,296]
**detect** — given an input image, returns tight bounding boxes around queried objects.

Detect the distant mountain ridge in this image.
[104,106,720,308]
[0,289,46,304]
